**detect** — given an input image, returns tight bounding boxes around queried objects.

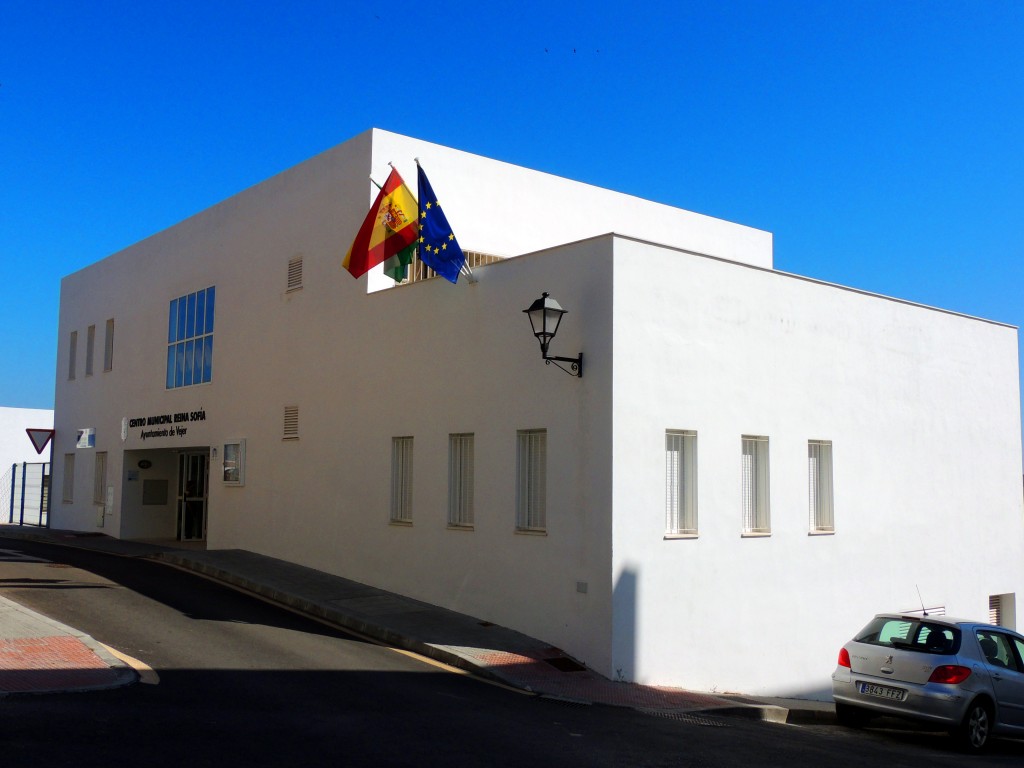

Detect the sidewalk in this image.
[0,593,136,696]
[0,525,834,722]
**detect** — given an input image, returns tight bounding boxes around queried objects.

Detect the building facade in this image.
[52,129,1024,697]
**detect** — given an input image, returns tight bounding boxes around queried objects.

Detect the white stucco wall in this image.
[609,236,1024,697]
[51,128,1024,696]
[52,129,624,670]
[362,128,772,292]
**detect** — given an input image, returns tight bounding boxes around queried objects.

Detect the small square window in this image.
[283,406,299,440]
[223,440,246,485]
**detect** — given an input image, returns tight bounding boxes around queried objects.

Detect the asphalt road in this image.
[2,537,1023,767]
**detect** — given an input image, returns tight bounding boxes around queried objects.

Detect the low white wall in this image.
[0,407,54,472]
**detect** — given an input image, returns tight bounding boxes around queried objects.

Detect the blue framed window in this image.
[167,286,215,389]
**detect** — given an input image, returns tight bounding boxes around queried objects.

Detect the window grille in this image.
[448,433,474,527]
[741,436,770,534]
[990,595,1001,626]
[390,437,413,523]
[93,452,107,505]
[666,430,697,535]
[287,256,303,291]
[283,406,299,440]
[808,440,834,532]
[62,454,75,503]
[85,325,95,376]
[398,250,503,285]
[103,319,114,371]
[516,429,547,531]
[166,286,215,389]
[988,594,1015,627]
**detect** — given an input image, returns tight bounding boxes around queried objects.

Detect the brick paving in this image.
[0,635,123,694]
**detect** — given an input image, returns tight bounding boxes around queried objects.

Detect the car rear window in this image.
[854,617,961,654]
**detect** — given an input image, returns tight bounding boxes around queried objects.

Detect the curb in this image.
[3,529,838,719]
[151,552,526,690]
[0,594,138,697]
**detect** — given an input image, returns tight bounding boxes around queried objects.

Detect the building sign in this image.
[76,428,96,448]
[126,410,207,441]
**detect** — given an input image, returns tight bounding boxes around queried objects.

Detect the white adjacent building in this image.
[52,128,1024,697]
[1,406,54,526]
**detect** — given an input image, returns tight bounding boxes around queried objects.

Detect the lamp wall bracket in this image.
[544,353,583,378]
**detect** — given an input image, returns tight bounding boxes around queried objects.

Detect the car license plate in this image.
[858,682,905,701]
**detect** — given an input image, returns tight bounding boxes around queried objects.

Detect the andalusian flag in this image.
[382,242,416,283]
[343,168,419,279]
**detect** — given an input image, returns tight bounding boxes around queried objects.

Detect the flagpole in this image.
[413,157,475,284]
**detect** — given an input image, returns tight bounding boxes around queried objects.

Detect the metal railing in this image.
[401,250,504,285]
[2,462,50,527]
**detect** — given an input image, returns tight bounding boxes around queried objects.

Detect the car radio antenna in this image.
[916,585,929,616]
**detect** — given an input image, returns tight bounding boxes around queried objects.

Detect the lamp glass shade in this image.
[524,293,566,351]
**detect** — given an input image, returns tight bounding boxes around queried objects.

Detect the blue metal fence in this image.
[2,462,50,527]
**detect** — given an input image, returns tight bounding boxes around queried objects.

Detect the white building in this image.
[52,128,1024,698]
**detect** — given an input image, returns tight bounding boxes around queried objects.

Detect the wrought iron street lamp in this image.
[523,292,583,378]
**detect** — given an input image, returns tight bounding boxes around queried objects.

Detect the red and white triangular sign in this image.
[26,428,54,455]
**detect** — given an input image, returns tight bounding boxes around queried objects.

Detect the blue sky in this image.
[2,1,1023,427]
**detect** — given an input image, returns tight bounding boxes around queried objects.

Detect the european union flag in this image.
[417,164,465,284]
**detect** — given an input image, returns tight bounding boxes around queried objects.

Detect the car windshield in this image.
[854,617,961,654]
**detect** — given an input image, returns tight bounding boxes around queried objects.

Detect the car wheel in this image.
[835,702,870,728]
[953,699,993,753]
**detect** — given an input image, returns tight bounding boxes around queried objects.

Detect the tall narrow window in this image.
[741,436,770,535]
[62,454,75,503]
[516,429,547,532]
[808,440,834,533]
[166,286,215,389]
[93,452,107,505]
[68,331,78,380]
[666,430,698,536]
[448,433,474,528]
[390,437,413,523]
[103,318,115,371]
[85,325,96,376]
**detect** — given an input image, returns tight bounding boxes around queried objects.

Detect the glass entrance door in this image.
[177,452,208,541]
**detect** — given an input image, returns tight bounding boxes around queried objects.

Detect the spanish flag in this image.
[342,168,419,279]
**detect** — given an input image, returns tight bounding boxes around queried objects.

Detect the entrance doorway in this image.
[177,451,208,541]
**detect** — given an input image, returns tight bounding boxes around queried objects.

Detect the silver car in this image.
[832,614,1024,752]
